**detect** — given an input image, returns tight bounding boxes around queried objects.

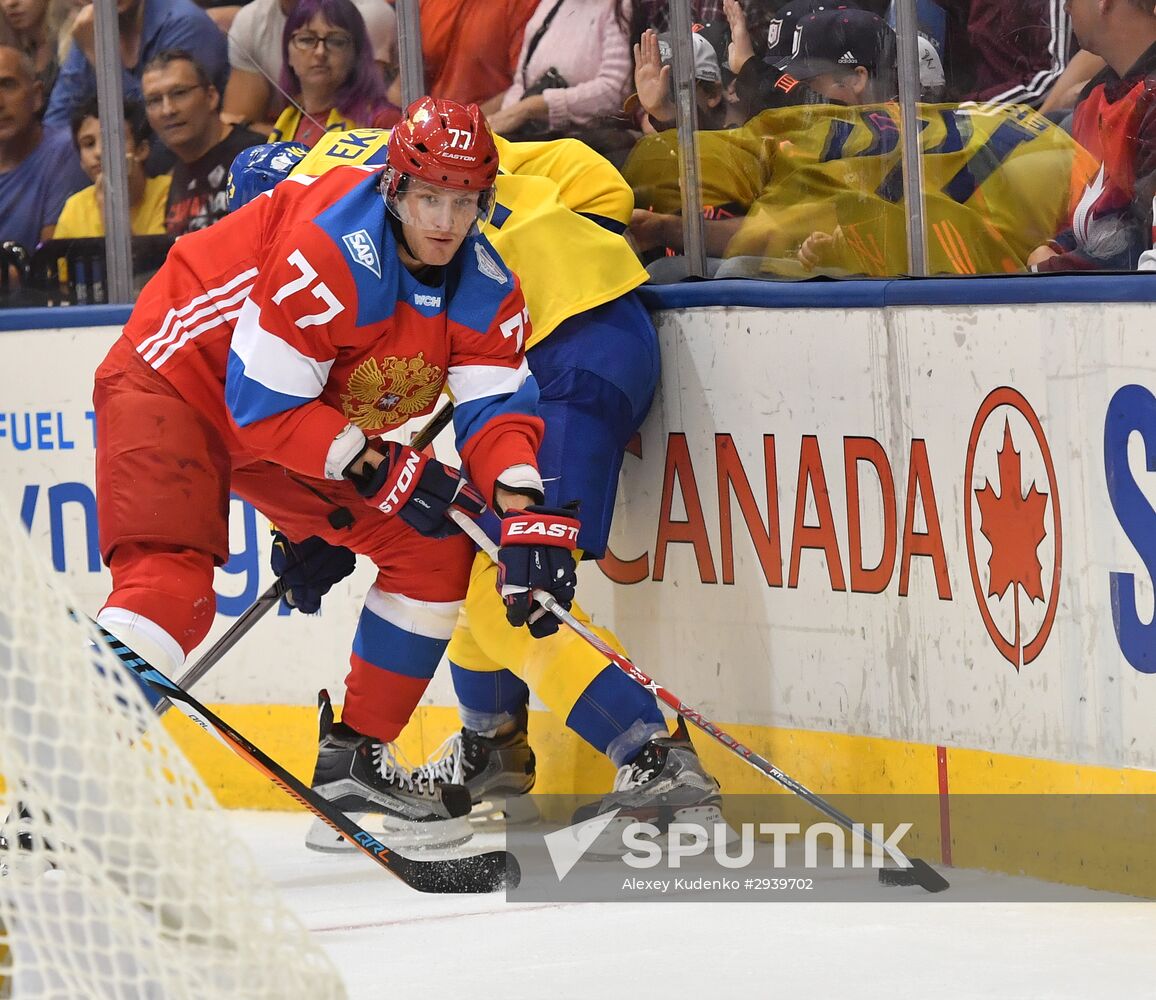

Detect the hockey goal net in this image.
[0,504,345,1000]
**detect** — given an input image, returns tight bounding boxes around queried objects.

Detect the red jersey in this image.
[119,165,542,501]
[1038,43,1156,272]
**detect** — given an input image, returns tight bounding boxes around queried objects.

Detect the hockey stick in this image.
[152,398,457,716]
[92,619,519,893]
[449,510,949,893]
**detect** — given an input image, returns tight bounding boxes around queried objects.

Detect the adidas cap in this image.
[764,0,861,66]
[775,8,895,81]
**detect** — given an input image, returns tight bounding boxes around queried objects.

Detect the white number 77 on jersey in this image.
[499,306,531,351]
[271,249,345,328]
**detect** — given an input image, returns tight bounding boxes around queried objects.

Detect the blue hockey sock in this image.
[566,665,667,766]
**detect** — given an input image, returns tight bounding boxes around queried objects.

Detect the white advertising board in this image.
[3,304,1156,770]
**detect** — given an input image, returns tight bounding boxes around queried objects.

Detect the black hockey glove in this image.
[496,505,580,638]
[353,441,486,539]
[270,532,357,614]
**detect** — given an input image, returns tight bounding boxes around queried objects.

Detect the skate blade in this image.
[468,795,539,827]
[305,813,474,853]
[304,813,368,854]
[584,803,738,859]
[380,813,473,850]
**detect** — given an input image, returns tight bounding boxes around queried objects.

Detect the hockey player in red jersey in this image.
[92,98,579,847]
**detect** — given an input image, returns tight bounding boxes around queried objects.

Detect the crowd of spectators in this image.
[3,0,1156,295]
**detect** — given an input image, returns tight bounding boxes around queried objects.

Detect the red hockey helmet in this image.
[383,97,498,224]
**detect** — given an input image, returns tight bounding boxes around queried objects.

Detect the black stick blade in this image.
[392,850,520,894]
[878,857,950,893]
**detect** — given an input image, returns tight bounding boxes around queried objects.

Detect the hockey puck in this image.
[878,867,918,887]
[878,858,951,893]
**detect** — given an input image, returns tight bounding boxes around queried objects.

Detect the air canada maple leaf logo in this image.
[976,420,1049,618]
[964,389,1062,671]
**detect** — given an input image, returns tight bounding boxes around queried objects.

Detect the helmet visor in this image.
[383,171,496,231]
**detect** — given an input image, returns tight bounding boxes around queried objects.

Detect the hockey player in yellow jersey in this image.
[228,127,725,842]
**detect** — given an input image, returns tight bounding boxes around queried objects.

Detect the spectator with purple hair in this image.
[268,0,399,149]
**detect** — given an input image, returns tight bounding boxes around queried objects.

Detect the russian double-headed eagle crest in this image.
[341,352,443,430]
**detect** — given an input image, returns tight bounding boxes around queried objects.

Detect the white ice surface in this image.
[231,811,1155,1000]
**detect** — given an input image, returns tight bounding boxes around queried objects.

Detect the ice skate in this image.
[304,691,473,852]
[0,803,56,879]
[414,706,539,825]
[571,718,731,856]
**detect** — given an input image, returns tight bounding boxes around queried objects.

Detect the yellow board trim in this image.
[163,705,1156,898]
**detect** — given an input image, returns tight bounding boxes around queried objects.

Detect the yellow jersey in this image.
[623,103,1096,275]
[54,175,172,239]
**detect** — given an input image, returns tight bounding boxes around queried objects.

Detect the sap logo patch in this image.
[413,293,442,308]
[474,243,507,285]
[343,229,381,278]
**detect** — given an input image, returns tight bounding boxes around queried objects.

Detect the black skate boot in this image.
[571,718,730,856]
[0,802,55,879]
[304,690,473,852]
[413,705,538,824]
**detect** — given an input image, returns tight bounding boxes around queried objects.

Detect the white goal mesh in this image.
[0,504,346,1000]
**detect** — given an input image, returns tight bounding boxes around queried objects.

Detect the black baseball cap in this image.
[775,8,895,80]
[764,1,861,67]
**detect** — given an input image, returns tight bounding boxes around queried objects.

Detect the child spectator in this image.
[54,97,170,237]
[628,26,738,134]
[725,0,863,117]
[0,0,69,102]
[141,48,262,234]
[268,0,399,147]
[0,45,86,248]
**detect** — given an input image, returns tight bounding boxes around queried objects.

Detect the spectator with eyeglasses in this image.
[267,0,399,148]
[43,0,227,129]
[141,48,263,235]
[222,0,395,138]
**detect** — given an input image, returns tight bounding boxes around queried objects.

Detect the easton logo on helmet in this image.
[386,97,498,195]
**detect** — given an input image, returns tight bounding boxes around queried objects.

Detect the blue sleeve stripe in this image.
[579,211,628,234]
[453,374,540,452]
[225,349,319,427]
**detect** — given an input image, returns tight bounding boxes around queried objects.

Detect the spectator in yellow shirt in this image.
[54,98,171,238]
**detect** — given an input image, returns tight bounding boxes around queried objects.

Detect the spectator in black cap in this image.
[724,0,860,116]
[776,7,897,104]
